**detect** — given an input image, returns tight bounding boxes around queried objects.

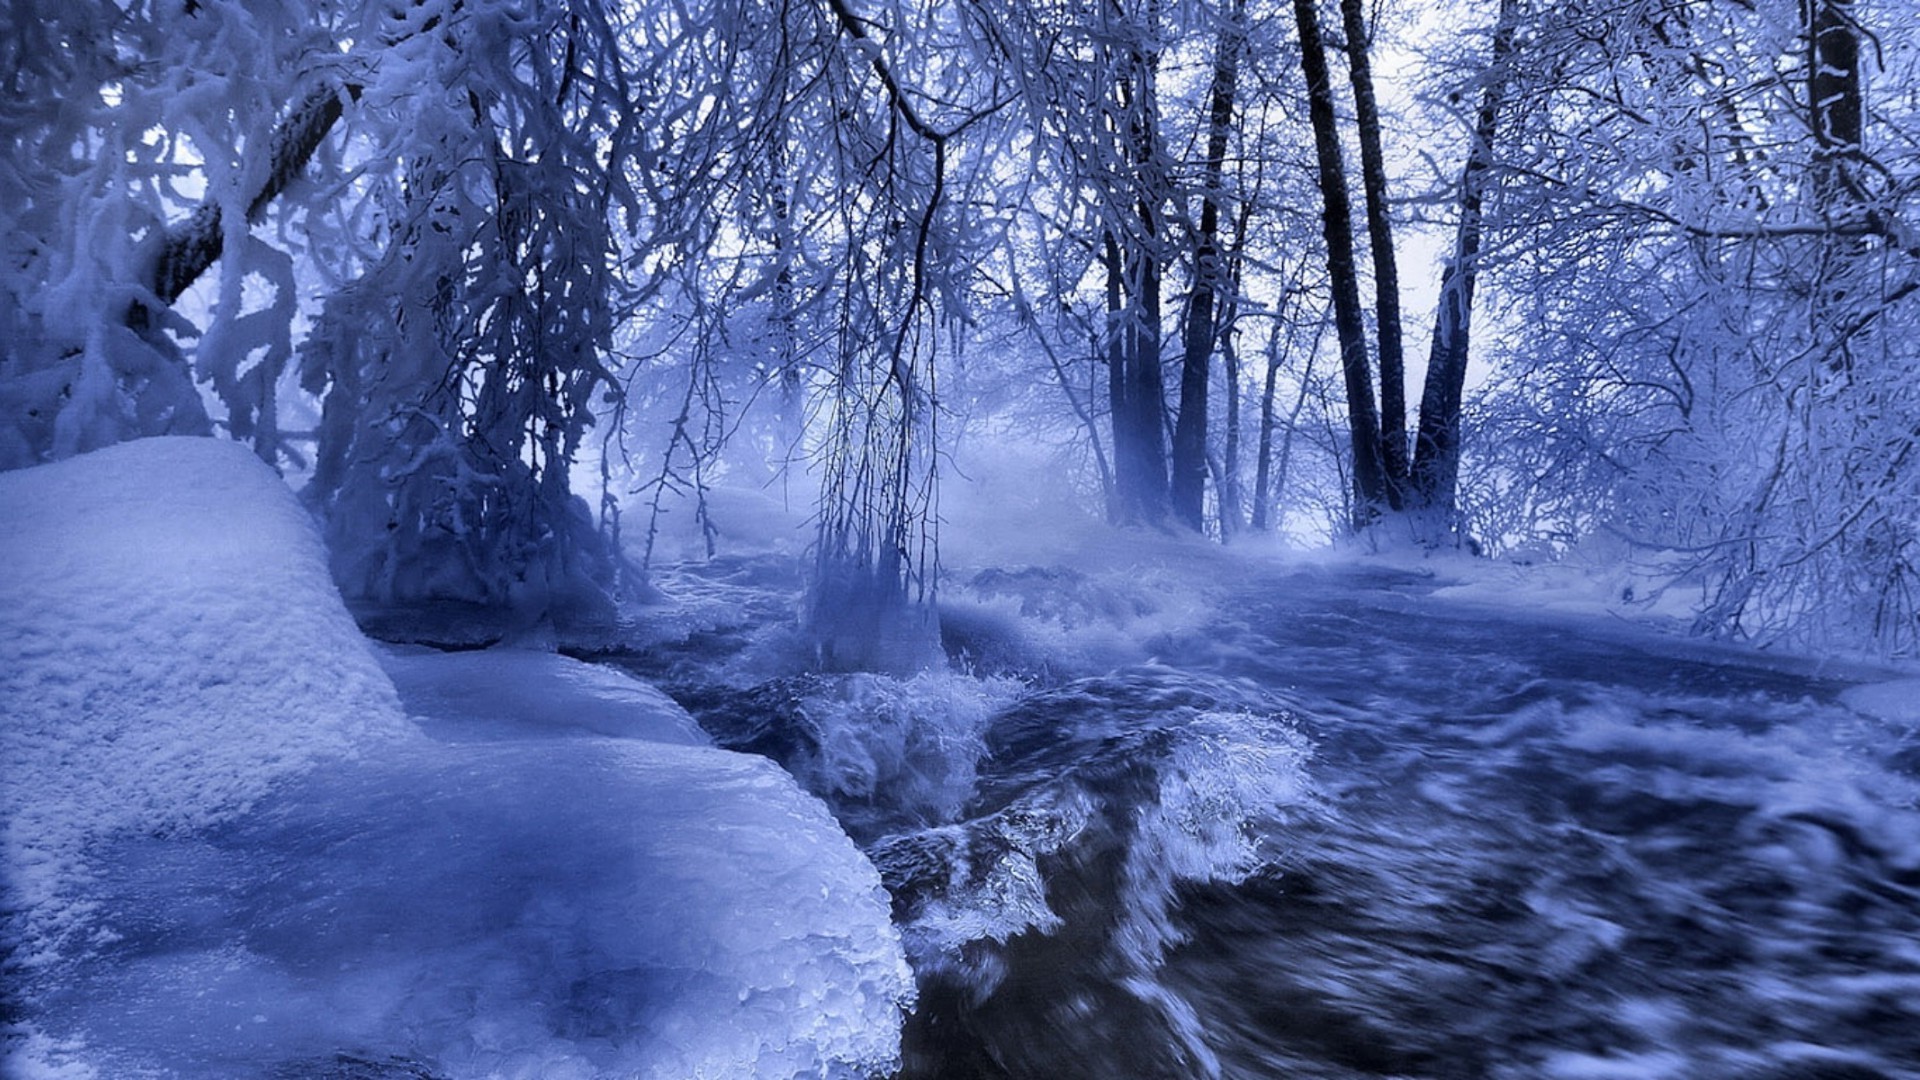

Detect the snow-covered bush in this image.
[297,0,634,630]
[1461,0,1920,655]
[1,0,639,633]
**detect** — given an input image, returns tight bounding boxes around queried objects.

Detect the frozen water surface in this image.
[34,738,911,1079]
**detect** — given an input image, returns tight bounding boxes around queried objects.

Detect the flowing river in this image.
[607,552,1920,1080]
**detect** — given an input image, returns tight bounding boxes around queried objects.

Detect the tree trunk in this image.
[1106,226,1163,525]
[1806,0,1863,208]
[1251,317,1285,533]
[1338,0,1408,502]
[1410,0,1516,538]
[1292,0,1387,528]
[769,131,806,470]
[1805,0,1868,377]
[1171,0,1244,532]
[141,80,359,322]
[1124,215,1169,525]
[1219,309,1244,539]
[1105,0,1171,527]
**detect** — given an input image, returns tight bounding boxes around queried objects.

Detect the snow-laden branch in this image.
[142,79,364,316]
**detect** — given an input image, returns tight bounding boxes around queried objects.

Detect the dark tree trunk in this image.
[139,81,359,323]
[1223,199,1257,534]
[768,132,806,466]
[1251,317,1285,533]
[1124,212,1169,525]
[1803,0,1868,374]
[1108,226,1170,527]
[1171,0,1244,532]
[1292,0,1387,528]
[1410,0,1516,536]
[1219,309,1244,538]
[1107,230,1130,478]
[1338,0,1407,503]
[1104,0,1171,527]
[1806,0,1863,207]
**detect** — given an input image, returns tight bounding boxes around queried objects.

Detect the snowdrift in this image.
[1,437,911,1078]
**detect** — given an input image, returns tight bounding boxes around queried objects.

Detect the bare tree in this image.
[1291,0,1389,526]
[1171,0,1246,531]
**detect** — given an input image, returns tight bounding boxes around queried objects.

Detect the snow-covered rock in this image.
[1,438,412,970]
[2,437,912,1078]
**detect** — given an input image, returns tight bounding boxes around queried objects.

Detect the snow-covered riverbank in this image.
[2,439,911,1079]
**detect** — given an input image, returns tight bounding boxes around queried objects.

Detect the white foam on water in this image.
[1555,698,1920,875]
[789,671,1022,829]
[891,783,1097,960]
[1116,710,1316,974]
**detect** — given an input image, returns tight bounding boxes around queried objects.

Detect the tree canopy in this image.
[3,0,1917,655]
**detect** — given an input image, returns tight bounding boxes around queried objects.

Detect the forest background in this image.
[3,0,1917,659]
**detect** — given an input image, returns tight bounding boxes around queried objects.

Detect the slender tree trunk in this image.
[1125,223,1169,524]
[1805,0,1868,377]
[1105,0,1171,527]
[1410,0,1516,537]
[1338,0,1407,503]
[1040,317,1117,514]
[1292,0,1387,528]
[1279,314,1327,533]
[1220,312,1244,538]
[769,133,806,472]
[1107,231,1130,515]
[1220,120,1262,539]
[1109,232,1169,524]
[1171,0,1244,532]
[1251,317,1285,533]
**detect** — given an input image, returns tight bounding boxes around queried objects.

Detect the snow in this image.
[376,645,709,746]
[1841,678,1920,724]
[23,737,913,1079]
[0,437,411,968]
[2,437,912,1078]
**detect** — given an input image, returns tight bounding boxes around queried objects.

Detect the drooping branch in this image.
[821,0,944,145]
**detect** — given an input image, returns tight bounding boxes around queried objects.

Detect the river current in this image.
[606,550,1920,1080]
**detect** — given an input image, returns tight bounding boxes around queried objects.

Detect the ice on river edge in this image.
[1,437,913,1079]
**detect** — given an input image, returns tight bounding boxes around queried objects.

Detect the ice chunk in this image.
[30,739,913,1079]
[1840,678,1920,724]
[378,645,708,746]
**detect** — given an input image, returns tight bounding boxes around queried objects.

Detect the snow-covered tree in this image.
[297,0,636,632]
[2,0,640,634]
[1470,0,1920,652]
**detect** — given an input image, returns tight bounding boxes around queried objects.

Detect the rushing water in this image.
[606,553,1920,1080]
